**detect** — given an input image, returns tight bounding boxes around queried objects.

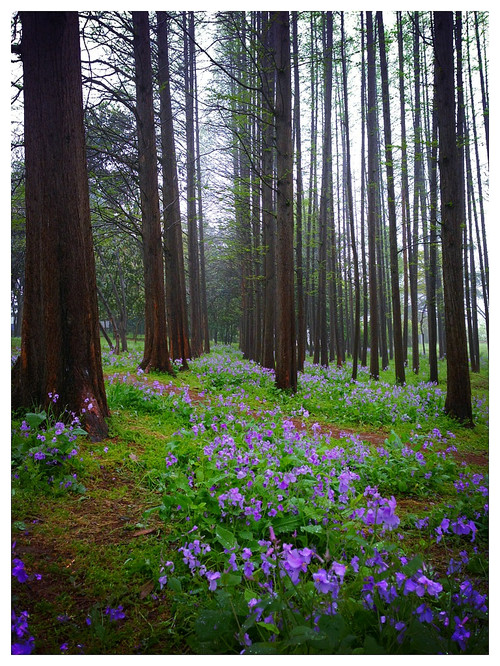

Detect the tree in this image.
[132,11,172,373]
[433,11,473,424]
[157,11,191,368]
[272,11,297,391]
[184,11,203,359]
[341,12,361,381]
[366,11,379,380]
[377,11,405,385]
[12,11,109,440]
[261,11,276,371]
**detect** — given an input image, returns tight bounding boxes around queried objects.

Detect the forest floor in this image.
[11,343,489,655]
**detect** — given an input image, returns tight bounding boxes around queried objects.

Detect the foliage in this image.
[12,399,88,496]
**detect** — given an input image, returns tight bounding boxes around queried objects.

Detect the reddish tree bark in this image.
[12,11,109,440]
[132,11,172,374]
[157,11,191,368]
[434,11,473,425]
[272,11,297,392]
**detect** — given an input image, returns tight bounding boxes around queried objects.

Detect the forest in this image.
[11,10,489,656]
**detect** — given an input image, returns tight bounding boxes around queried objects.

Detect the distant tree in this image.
[433,11,473,424]
[12,11,109,440]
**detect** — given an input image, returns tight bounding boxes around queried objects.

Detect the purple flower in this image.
[12,558,29,583]
[313,569,340,597]
[206,570,221,591]
[451,615,470,650]
[415,603,433,623]
[282,547,313,584]
[11,637,35,655]
[105,605,125,621]
[404,574,442,598]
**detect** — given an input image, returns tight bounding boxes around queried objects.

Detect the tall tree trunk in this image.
[194,58,210,355]
[341,13,361,379]
[261,11,276,370]
[427,64,439,383]
[316,12,333,368]
[133,11,172,375]
[12,11,109,440]
[377,12,405,384]
[474,11,489,163]
[184,12,203,358]
[409,12,422,374]
[366,12,379,380]
[397,12,411,365]
[434,11,473,425]
[466,16,489,346]
[360,12,369,367]
[272,11,297,391]
[292,11,306,372]
[156,11,191,368]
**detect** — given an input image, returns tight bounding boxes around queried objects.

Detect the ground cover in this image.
[11,342,489,654]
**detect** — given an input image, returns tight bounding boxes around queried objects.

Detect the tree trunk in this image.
[292,11,306,373]
[12,11,109,440]
[397,12,411,365]
[341,13,361,380]
[133,11,172,374]
[184,11,203,359]
[157,11,191,368]
[261,11,276,370]
[366,12,379,380]
[377,12,405,384]
[434,11,473,425]
[272,11,297,392]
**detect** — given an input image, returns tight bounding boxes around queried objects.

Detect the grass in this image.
[11,339,489,654]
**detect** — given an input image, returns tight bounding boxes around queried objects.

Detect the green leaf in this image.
[168,577,182,592]
[25,411,47,429]
[215,524,238,550]
[245,642,279,655]
[257,621,279,633]
[300,524,323,535]
[286,624,322,645]
[220,572,241,587]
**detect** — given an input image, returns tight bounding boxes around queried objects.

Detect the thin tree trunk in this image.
[261,11,276,370]
[341,13,360,377]
[397,12,411,365]
[292,11,305,373]
[366,12,379,380]
[377,12,405,384]
[184,12,203,358]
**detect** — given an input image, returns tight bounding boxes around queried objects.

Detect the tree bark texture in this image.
[12,11,109,440]
[133,11,172,374]
[272,11,297,391]
[366,11,379,380]
[434,11,473,424]
[377,11,405,385]
[157,11,191,368]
